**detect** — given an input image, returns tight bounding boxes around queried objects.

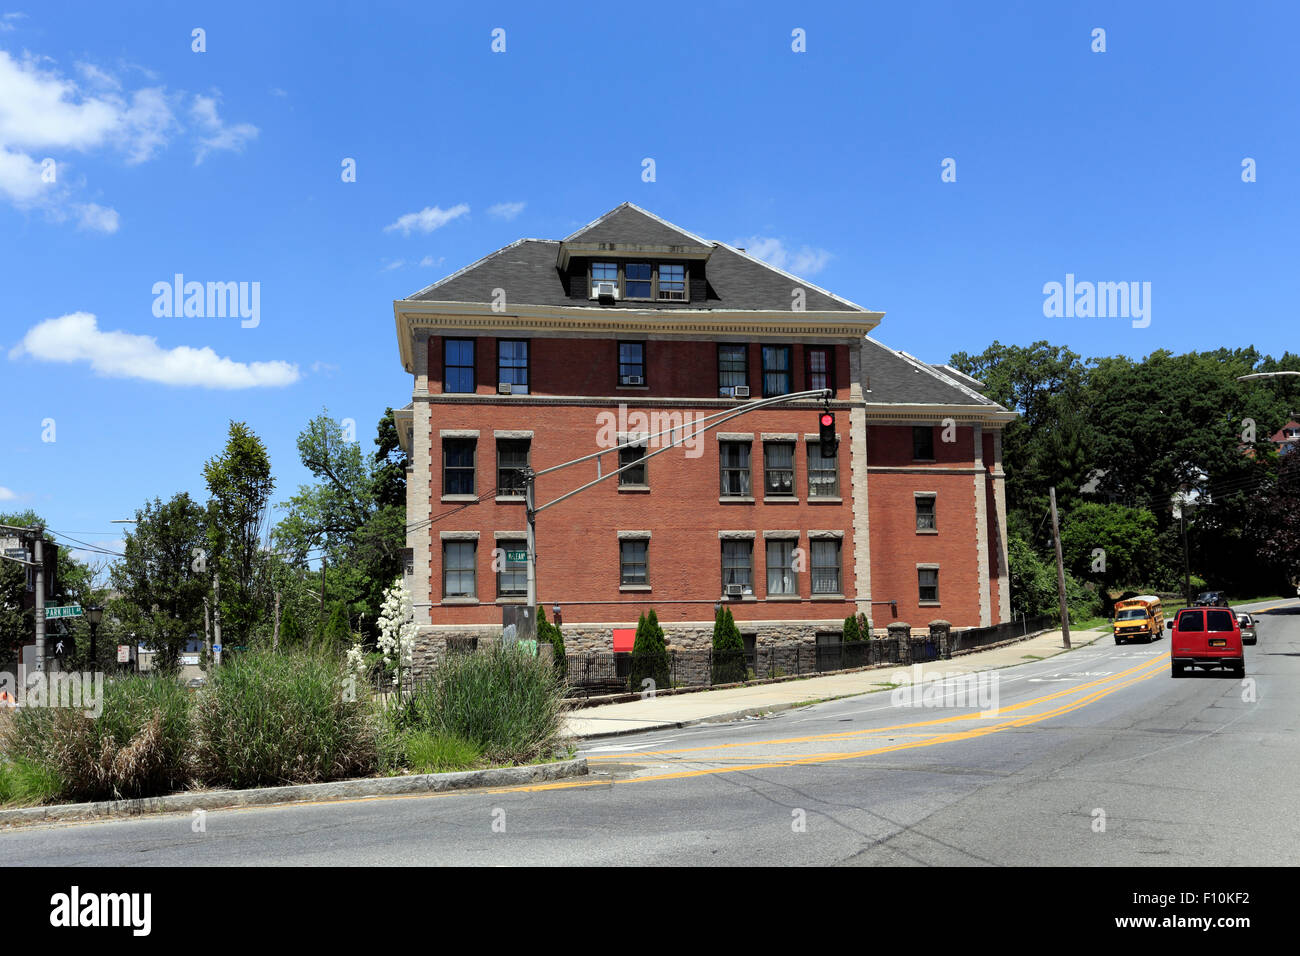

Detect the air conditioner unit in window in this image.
[623,375,644,386]
[594,281,618,299]
[725,583,744,598]
[733,385,750,398]
[497,382,512,395]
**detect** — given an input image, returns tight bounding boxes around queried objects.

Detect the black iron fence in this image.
[564,637,946,698]
[951,613,1055,653]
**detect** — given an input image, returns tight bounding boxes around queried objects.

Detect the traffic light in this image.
[819,411,838,457]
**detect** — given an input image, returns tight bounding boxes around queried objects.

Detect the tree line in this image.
[950,341,1300,616]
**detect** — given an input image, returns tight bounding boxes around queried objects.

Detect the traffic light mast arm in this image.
[530,388,832,515]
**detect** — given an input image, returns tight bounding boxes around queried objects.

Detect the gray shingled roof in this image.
[862,337,1001,407]
[408,203,867,313]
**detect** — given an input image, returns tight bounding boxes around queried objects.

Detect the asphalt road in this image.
[3,599,1297,866]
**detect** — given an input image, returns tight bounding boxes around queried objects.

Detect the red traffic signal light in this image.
[818,411,837,456]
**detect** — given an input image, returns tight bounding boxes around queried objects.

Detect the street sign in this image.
[4,548,28,561]
[505,549,528,562]
[212,644,222,653]
[117,645,130,663]
[42,605,83,620]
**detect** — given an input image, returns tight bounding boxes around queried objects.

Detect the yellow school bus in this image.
[1113,595,1164,645]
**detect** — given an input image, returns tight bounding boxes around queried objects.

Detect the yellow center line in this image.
[585,655,1167,761]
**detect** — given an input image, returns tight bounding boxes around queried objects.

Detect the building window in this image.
[912,426,935,460]
[591,261,618,296]
[919,567,940,603]
[719,442,752,496]
[762,345,792,397]
[916,495,937,531]
[808,442,839,497]
[624,262,652,299]
[498,340,529,394]
[718,344,748,396]
[618,342,646,385]
[496,439,529,497]
[811,539,842,595]
[496,539,526,597]
[443,541,476,598]
[444,339,474,393]
[620,539,648,586]
[807,346,834,393]
[618,440,647,486]
[763,442,795,497]
[766,539,799,595]
[658,263,686,300]
[721,539,753,594]
[443,439,476,495]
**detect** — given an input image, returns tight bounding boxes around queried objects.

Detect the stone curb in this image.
[0,758,588,829]
[577,704,807,740]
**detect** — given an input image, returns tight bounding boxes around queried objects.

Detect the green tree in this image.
[630,610,669,694]
[1059,501,1159,593]
[108,493,209,671]
[711,607,746,684]
[273,409,407,642]
[204,421,275,648]
[536,605,566,678]
[279,603,306,647]
[318,600,352,655]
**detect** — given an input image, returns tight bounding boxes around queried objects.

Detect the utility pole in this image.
[212,573,222,667]
[525,470,537,615]
[1049,487,1071,649]
[33,527,46,675]
[203,595,211,661]
[1180,505,1192,606]
[273,590,281,650]
[320,555,327,624]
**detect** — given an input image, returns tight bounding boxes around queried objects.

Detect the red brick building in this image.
[392,204,1014,663]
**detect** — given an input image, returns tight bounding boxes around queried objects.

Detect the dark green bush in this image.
[629,609,670,694]
[711,607,746,684]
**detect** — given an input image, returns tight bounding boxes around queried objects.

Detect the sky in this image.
[1,0,1297,564]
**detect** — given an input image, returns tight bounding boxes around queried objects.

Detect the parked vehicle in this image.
[1112,595,1164,644]
[1193,590,1229,607]
[1169,607,1244,678]
[1236,613,1258,645]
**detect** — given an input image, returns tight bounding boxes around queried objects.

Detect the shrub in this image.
[3,673,193,802]
[711,607,746,684]
[279,605,305,647]
[393,643,567,764]
[192,649,376,788]
[316,601,352,656]
[537,606,566,679]
[630,609,670,694]
[843,615,862,643]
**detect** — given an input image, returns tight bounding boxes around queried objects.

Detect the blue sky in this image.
[2,0,1296,562]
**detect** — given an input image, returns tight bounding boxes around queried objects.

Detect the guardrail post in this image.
[929,620,952,659]
[887,622,911,664]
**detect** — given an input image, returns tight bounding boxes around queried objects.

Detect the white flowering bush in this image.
[376,577,417,696]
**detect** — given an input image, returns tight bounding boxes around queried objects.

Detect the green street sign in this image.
[505,550,528,562]
[43,605,83,620]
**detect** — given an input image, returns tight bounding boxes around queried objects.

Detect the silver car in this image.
[1236,613,1258,645]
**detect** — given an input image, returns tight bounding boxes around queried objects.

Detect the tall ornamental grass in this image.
[192,649,376,788]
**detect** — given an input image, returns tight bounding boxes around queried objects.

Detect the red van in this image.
[1169,607,1245,678]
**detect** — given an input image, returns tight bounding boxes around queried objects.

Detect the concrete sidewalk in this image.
[565,626,1112,739]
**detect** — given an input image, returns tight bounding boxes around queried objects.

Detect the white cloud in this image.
[0,485,17,501]
[269,87,288,98]
[384,203,469,236]
[8,312,300,389]
[190,94,258,164]
[487,201,525,221]
[74,202,119,233]
[419,255,444,268]
[0,144,47,203]
[733,236,832,277]
[382,258,406,271]
[0,12,26,32]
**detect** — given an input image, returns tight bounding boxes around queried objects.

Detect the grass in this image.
[0,755,62,806]
[1021,654,1044,660]
[401,730,485,774]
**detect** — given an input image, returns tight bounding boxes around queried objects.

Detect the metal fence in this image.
[564,637,946,698]
[951,613,1055,653]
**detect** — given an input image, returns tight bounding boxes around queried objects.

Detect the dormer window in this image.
[658,264,686,300]
[625,263,652,299]
[587,261,688,301]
